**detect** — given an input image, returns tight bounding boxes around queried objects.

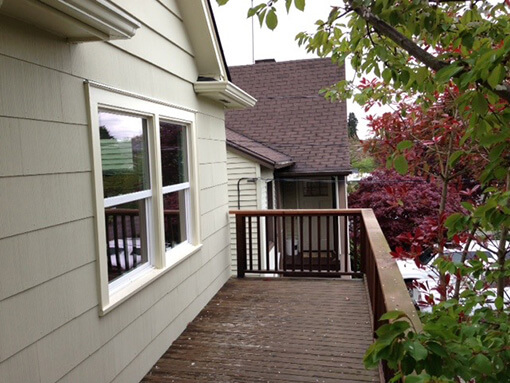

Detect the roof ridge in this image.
[229,57,332,69]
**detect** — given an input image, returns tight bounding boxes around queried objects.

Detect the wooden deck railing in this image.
[231,208,422,335]
[105,208,179,281]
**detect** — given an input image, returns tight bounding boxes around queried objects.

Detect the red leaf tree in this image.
[349,169,462,250]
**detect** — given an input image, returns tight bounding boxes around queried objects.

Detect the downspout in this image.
[237,177,257,209]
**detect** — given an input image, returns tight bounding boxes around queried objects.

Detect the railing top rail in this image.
[361,209,423,333]
[229,209,365,217]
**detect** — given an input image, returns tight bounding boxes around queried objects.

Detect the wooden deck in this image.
[141,278,381,383]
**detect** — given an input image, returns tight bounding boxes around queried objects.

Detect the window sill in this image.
[100,243,202,316]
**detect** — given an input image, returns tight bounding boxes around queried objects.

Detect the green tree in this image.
[347,111,358,138]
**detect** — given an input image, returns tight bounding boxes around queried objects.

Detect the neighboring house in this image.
[0,1,254,383]
[226,59,352,274]
[226,128,293,272]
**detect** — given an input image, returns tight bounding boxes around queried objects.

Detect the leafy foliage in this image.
[349,169,462,249]
[364,86,488,185]
[347,111,359,138]
[364,306,510,383]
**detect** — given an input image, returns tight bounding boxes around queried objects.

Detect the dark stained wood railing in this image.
[233,209,362,278]
[231,209,422,350]
[105,208,179,281]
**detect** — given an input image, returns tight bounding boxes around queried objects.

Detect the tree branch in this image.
[346,0,510,103]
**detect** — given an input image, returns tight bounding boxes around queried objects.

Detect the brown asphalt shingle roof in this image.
[226,58,351,175]
[226,129,293,169]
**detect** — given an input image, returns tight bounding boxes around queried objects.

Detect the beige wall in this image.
[0,2,231,382]
[226,150,260,273]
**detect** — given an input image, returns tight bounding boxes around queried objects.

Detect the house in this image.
[0,1,255,382]
[225,59,352,274]
[226,128,294,272]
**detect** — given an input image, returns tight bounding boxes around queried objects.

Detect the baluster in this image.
[353,216,359,273]
[343,215,349,273]
[257,216,261,271]
[291,216,295,271]
[265,215,270,272]
[113,214,121,272]
[308,216,312,272]
[235,215,247,278]
[282,216,287,271]
[273,215,278,272]
[105,214,112,273]
[121,213,129,271]
[171,212,176,244]
[299,216,304,272]
[326,215,330,272]
[317,215,321,272]
[248,216,253,271]
[130,214,137,267]
[333,215,341,273]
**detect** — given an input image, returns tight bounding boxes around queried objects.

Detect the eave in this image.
[276,169,353,177]
[227,144,294,170]
[0,0,140,42]
[194,80,257,110]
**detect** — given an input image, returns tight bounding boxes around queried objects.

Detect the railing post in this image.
[359,219,367,274]
[236,214,247,278]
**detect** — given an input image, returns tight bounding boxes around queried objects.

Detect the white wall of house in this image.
[226,150,260,273]
[0,2,232,382]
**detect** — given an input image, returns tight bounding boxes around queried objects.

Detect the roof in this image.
[226,58,351,176]
[226,129,293,169]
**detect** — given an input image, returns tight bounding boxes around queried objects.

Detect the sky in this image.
[210,0,389,139]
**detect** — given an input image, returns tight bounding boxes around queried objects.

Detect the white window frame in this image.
[86,82,201,314]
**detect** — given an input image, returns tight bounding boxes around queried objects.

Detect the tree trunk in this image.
[496,172,510,302]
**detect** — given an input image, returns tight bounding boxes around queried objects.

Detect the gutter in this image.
[227,142,294,170]
[194,80,257,110]
[276,169,353,177]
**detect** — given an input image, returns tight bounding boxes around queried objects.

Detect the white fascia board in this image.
[177,0,228,81]
[194,81,257,110]
[0,0,140,41]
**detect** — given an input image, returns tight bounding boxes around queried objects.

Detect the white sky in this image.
[210,0,388,139]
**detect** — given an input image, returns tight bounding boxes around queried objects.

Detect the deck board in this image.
[141,278,381,383]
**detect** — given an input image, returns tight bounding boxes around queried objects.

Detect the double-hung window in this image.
[87,83,199,313]
[159,121,190,252]
[100,111,153,285]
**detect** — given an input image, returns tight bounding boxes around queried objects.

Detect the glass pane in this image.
[160,121,188,186]
[105,200,149,282]
[163,191,187,251]
[99,111,150,198]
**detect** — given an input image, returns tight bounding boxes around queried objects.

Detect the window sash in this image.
[104,189,153,208]
[162,182,190,195]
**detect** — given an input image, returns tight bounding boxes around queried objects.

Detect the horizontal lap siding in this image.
[0,2,230,383]
[227,151,261,273]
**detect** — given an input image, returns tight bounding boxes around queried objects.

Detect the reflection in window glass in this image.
[160,121,188,186]
[99,111,150,198]
[105,200,148,282]
[163,191,187,251]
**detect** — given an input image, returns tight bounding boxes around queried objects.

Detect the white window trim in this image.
[86,81,201,315]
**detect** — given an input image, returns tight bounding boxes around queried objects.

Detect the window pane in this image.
[99,111,150,198]
[105,200,149,282]
[160,121,188,186]
[163,191,187,251]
